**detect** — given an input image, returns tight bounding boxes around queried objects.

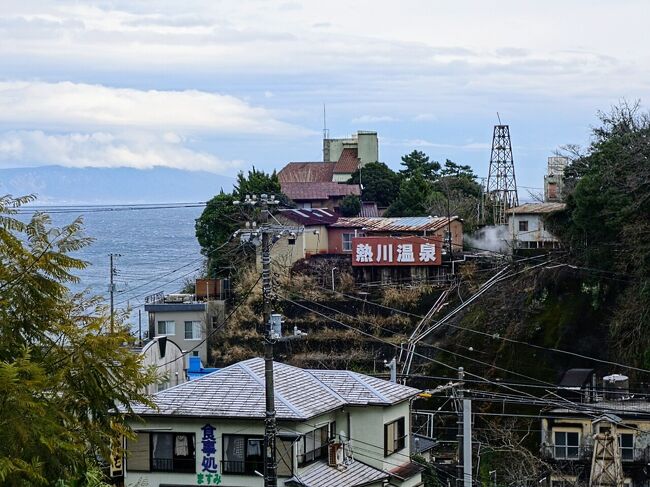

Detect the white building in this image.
[507,202,566,250]
[145,293,225,364]
[123,358,424,487]
[137,336,187,395]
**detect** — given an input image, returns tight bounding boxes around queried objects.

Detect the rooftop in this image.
[282,182,361,201]
[333,148,361,174]
[331,216,459,232]
[278,208,338,226]
[130,357,420,420]
[284,459,389,487]
[548,400,650,419]
[510,202,566,214]
[278,162,334,183]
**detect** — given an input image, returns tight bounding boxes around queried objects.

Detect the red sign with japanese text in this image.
[351,236,442,266]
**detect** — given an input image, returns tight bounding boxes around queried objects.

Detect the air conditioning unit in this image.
[327,443,343,466]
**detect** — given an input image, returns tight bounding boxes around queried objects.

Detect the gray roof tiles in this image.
[131,358,420,420]
[284,460,389,487]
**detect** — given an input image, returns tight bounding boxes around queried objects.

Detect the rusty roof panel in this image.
[331,216,459,232]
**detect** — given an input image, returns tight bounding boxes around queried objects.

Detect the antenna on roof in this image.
[497,112,502,125]
[323,104,329,140]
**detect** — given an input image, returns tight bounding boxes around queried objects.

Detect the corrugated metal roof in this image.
[284,460,389,487]
[129,358,420,420]
[331,216,458,232]
[359,202,380,218]
[510,202,566,214]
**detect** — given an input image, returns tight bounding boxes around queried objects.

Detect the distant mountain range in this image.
[0,166,236,204]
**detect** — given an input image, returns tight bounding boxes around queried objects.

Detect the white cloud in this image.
[413,113,437,122]
[352,115,398,123]
[385,138,491,151]
[0,130,242,173]
[0,81,309,136]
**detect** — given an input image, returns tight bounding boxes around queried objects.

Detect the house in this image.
[144,287,226,364]
[271,208,338,268]
[122,358,424,487]
[278,130,378,209]
[328,216,463,255]
[507,202,566,250]
[280,181,361,211]
[540,374,650,487]
[326,216,463,284]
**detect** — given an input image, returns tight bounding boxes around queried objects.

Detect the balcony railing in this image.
[540,444,592,461]
[222,460,264,475]
[541,445,650,464]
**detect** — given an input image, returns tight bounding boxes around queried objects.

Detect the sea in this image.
[18,206,205,332]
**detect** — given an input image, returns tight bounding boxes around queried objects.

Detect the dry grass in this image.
[381,284,432,310]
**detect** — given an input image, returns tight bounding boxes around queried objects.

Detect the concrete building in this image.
[278,130,379,208]
[122,358,424,487]
[540,373,650,487]
[544,156,569,203]
[507,202,566,250]
[145,291,226,364]
[323,131,379,180]
[137,336,187,395]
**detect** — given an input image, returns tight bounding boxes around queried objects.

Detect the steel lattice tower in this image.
[486,125,519,225]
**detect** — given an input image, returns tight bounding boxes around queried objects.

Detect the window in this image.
[127,432,195,473]
[222,435,264,475]
[184,321,202,340]
[297,425,329,466]
[127,433,151,472]
[384,417,406,457]
[276,438,293,477]
[157,320,175,336]
[518,220,529,232]
[619,433,634,461]
[554,431,579,459]
[342,233,354,252]
[151,433,195,473]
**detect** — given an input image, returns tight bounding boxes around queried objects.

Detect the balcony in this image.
[541,445,650,464]
[540,444,592,462]
[222,460,264,475]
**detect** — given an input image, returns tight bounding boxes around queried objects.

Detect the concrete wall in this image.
[323,131,379,167]
[357,131,379,166]
[508,213,559,248]
[148,306,209,363]
[140,338,186,395]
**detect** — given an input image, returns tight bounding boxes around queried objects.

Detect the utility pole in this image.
[456,367,464,487]
[236,194,302,487]
[260,196,278,487]
[455,367,473,487]
[109,253,120,333]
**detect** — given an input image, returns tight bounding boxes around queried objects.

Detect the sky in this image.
[1,0,649,201]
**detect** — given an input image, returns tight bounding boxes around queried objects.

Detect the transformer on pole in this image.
[486,123,519,225]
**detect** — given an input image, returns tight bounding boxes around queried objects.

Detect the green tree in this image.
[195,191,242,277]
[384,173,434,217]
[339,195,361,217]
[399,150,440,181]
[234,167,288,205]
[347,162,401,207]
[196,168,288,278]
[0,194,155,486]
[548,102,650,367]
